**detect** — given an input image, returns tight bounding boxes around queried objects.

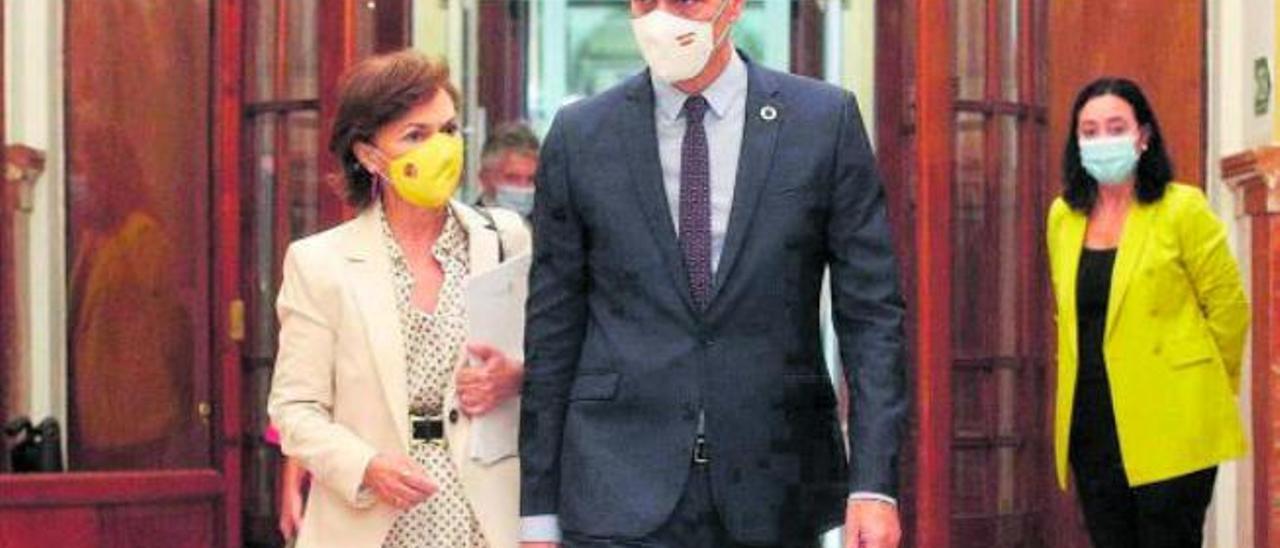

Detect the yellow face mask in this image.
[380,132,464,209]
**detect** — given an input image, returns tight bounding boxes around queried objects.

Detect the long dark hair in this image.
[1061,77,1174,213]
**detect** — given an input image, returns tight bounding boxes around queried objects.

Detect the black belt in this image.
[411,417,444,441]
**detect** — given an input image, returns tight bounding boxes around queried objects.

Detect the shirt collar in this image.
[652,49,748,122]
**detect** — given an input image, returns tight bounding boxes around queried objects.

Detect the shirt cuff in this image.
[520,515,562,543]
[849,491,898,506]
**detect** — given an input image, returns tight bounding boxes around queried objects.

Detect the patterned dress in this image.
[379,207,488,548]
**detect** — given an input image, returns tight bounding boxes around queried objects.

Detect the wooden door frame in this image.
[875,0,952,546]
[909,0,954,545]
[213,1,244,546]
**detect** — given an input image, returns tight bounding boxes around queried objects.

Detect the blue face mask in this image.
[493,184,535,217]
[1079,135,1141,185]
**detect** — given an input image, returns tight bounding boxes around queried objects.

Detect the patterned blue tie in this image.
[679,95,712,310]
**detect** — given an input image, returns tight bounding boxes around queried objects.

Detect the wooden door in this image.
[1048,2,1205,186]
[877,1,1075,546]
[948,0,1066,545]
[239,2,410,545]
[0,2,245,547]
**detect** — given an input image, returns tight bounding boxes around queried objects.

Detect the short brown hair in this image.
[328,50,461,209]
[481,122,540,163]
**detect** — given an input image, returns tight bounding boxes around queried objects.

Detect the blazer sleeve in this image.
[1176,189,1250,393]
[519,114,587,516]
[826,91,909,497]
[268,243,379,508]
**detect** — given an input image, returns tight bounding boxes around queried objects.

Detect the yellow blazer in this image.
[268,202,531,548]
[1046,183,1249,490]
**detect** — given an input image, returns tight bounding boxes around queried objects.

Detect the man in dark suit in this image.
[519,0,906,546]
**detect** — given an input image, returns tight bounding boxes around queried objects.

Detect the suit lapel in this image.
[342,208,411,449]
[1105,203,1153,341]
[710,62,781,301]
[1057,210,1087,360]
[621,74,698,314]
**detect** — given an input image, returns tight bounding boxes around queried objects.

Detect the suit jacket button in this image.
[449,409,460,423]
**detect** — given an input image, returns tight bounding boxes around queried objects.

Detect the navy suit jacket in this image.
[520,59,907,544]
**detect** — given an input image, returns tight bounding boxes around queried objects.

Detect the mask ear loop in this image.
[360,144,392,203]
[708,0,734,49]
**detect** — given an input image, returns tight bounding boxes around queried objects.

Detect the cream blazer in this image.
[268,202,531,548]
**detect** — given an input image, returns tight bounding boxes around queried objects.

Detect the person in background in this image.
[268,50,530,548]
[475,122,540,219]
[1046,77,1250,548]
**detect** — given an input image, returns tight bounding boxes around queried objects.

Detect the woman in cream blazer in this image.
[269,51,531,548]
[1047,77,1249,547]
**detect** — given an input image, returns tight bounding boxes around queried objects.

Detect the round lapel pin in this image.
[760,105,778,121]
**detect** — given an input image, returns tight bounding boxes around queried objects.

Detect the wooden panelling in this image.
[0,502,216,548]
[101,502,215,548]
[1048,1,1205,186]
[0,508,100,548]
[0,470,223,507]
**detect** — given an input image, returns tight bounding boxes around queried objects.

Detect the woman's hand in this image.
[362,453,437,510]
[456,343,524,416]
[277,457,307,540]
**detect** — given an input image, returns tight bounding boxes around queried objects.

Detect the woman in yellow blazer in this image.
[1046,77,1249,548]
[268,51,530,548]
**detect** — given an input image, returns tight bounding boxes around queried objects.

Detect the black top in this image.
[1075,248,1116,384]
[1071,247,1121,468]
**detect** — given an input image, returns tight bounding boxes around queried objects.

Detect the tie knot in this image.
[683,95,709,123]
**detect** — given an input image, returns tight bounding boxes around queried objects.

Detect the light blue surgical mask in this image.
[1079,135,1141,185]
[493,184,535,217]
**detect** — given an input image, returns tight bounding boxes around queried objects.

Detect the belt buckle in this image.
[692,435,709,465]
[409,413,447,449]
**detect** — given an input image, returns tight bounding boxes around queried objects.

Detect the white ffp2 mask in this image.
[630,0,732,84]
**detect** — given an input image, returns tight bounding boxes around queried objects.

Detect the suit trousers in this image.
[562,463,792,548]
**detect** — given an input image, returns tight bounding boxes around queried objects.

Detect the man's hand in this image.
[457,343,524,416]
[845,499,902,548]
[519,543,558,548]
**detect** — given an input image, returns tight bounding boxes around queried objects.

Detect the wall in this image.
[3,0,66,435]
[1208,0,1276,545]
[842,0,876,141]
